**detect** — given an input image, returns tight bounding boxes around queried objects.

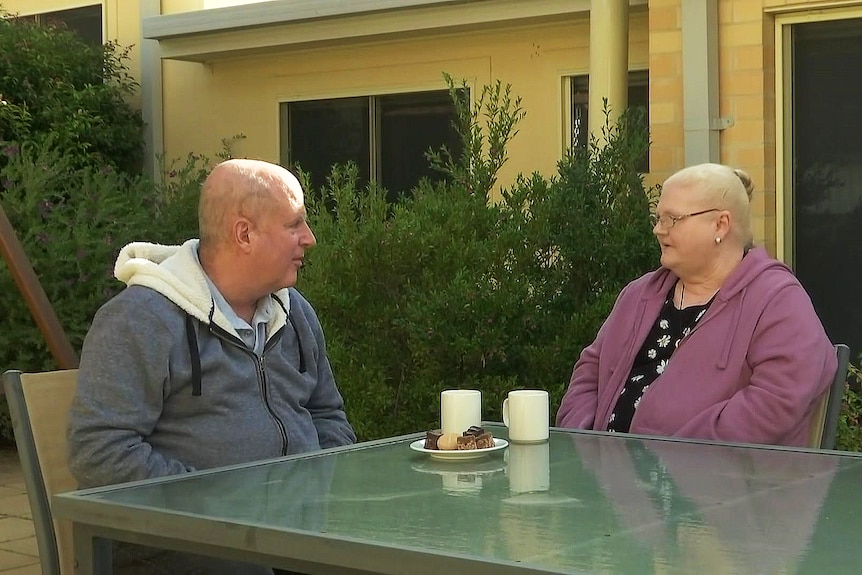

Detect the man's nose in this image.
[303,223,317,247]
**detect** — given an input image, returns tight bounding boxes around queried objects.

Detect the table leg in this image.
[72,523,113,575]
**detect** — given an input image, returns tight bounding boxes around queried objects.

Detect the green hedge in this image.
[297,80,658,439]
[0,143,210,445]
[0,8,143,174]
[837,365,862,451]
[1,10,155,443]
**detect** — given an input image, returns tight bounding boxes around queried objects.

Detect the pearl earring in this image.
[715,237,722,245]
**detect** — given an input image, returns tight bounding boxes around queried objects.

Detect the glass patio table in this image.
[53,423,862,574]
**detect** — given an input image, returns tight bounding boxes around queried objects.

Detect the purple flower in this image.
[76,248,86,260]
[2,145,19,157]
[1,179,12,190]
[37,232,49,244]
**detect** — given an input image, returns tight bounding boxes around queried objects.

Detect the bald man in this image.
[67,159,355,572]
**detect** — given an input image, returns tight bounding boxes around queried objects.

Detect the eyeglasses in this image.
[651,208,720,229]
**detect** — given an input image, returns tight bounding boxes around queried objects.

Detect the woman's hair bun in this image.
[733,168,754,201]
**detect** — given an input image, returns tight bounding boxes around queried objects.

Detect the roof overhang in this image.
[143,0,647,62]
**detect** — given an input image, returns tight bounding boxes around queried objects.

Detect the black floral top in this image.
[608,282,715,433]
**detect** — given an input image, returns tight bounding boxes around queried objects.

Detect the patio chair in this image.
[808,344,851,450]
[3,369,79,575]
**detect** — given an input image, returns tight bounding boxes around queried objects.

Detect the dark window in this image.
[571,70,649,171]
[284,97,372,195]
[281,89,463,200]
[24,5,103,45]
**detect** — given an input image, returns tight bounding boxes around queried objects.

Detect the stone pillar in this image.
[589,0,629,145]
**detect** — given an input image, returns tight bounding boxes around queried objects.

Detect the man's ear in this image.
[233,217,254,254]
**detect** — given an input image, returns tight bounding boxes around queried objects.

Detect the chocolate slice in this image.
[464,425,485,437]
[424,429,443,450]
[456,435,478,450]
[474,431,494,449]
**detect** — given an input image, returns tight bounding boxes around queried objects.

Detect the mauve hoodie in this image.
[556,247,836,447]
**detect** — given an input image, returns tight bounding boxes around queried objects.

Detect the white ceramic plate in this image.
[411,458,506,476]
[501,493,583,507]
[409,438,508,461]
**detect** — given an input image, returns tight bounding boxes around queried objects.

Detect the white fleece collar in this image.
[114,239,289,337]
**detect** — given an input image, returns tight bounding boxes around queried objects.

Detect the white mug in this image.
[440,389,482,435]
[506,441,550,494]
[502,389,549,443]
[441,472,482,495]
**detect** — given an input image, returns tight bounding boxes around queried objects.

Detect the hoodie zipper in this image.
[256,355,289,456]
[209,323,290,456]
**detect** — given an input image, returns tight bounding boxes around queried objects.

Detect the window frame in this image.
[565,69,650,172]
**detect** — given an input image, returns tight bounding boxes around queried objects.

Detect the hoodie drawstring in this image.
[185,314,202,396]
[184,298,305,396]
[288,315,307,374]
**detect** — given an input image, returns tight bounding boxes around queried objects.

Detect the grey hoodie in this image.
[68,239,355,489]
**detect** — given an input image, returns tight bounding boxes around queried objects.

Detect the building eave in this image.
[143,0,647,62]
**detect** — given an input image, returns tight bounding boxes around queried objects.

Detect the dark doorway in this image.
[792,18,862,359]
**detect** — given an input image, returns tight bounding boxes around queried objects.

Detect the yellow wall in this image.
[163,0,204,13]
[162,0,268,13]
[18,0,862,255]
[648,0,775,248]
[159,12,649,195]
[3,0,143,108]
[649,0,862,253]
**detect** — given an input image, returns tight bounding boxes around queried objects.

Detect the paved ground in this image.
[0,449,40,574]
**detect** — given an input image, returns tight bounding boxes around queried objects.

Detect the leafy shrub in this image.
[1,144,151,365]
[836,360,862,451]
[0,142,212,445]
[0,8,143,174]
[299,79,658,440]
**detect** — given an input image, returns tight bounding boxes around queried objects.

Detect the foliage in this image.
[427,73,525,195]
[299,78,658,440]
[0,10,242,445]
[836,360,862,452]
[0,141,220,445]
[0,8,143,174]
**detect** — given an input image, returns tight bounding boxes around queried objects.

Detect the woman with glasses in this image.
[556,163,835,447]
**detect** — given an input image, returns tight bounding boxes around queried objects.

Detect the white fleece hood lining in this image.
[114,239,289,338]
